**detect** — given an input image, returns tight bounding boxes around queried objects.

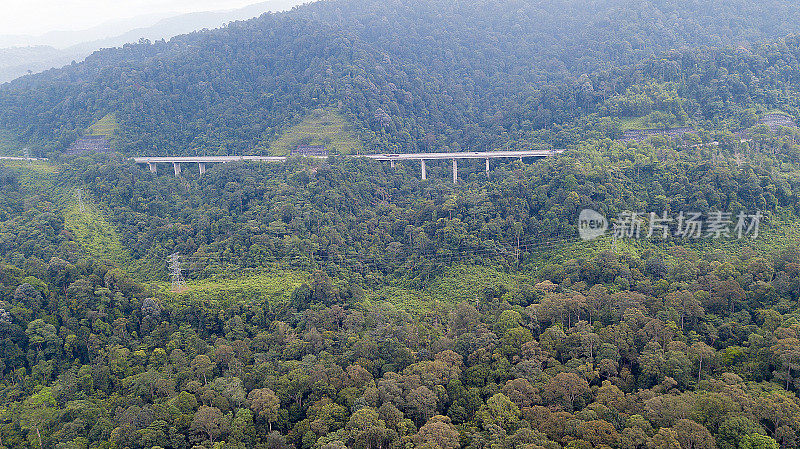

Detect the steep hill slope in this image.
[5,0,800,156]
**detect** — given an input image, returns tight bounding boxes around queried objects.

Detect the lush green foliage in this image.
[5,1,800,449]
[263,108,364,156]
[53,128,800,283]
[7,0,800,156]
[0,134,798,448]
[86,114,120,138]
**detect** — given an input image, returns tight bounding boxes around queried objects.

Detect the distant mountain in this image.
[0,0,308,83]
[5,0,800,156]
[0,13,175,49]
[0,46,74,84]
[58,0,308,52]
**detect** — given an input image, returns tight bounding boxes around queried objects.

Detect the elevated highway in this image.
[133,149,565,182]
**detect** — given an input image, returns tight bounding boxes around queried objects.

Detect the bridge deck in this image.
[0,156,48,161]
[133,149,562,164]
[134,149,565,181]
[133,156,285,163]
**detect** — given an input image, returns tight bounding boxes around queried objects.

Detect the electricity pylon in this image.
[170,253,185,291]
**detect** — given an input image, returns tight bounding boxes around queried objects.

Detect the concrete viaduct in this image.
[133,149,564,183]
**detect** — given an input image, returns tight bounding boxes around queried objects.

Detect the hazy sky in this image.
[2,0,265,36]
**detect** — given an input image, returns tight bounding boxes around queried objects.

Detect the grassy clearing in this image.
[3,164,134,271]
[618,116,653,131]
[264,108,364,155]
[0,159,58,174]
[156,269,307,311]
[761,109,792,117]
[62,190,132,268]
[523,233,614,269]
[695,213,800,258]
[86,113,120,136]
[145,212,800,316]
[0,161,59,201]
[152,263,520,318]
[365,285,430,316]
[426,265,515,302]
[363,265,519,319]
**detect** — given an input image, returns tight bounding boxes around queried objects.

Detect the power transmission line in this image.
[170,253,186,291]
[76,188,86,213]
[159,233,591,280]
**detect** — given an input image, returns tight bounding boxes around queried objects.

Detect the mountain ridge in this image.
[4,0,800,156]
[0,0,309,84]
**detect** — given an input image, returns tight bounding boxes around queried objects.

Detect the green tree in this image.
[414,415,460,449]
[674,419,717,449]
[478,393,520,432]
[718,417,763,449]
[739,434,778,449]
[25,319,61,361]
[771,328,800,390]
[650,428,682,449]
[544,372,589,410]
[191,354,214,385]
[248,388,280,432]
[18,387,56,449]
[191,405,226,444]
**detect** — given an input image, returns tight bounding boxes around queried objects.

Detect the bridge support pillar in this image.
[148,162,157,173]
[485,158,490,175]
[173,162,181,177]
[421,160,426,180]
[452,159,457,183]
[199,162,206,175]
[390,160,395,168]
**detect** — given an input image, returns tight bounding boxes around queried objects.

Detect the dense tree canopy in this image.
[3,1,800,448]
[5,0,800,156]
[0,135,797,447]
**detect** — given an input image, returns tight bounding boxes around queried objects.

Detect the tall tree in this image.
[248,388,280,432]
[18,387,56,449]
[191,405,226,445]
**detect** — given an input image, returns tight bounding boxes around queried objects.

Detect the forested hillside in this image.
[4,143,800,448]
[5,0,800,156]
[5,0,800,449]
[54,133,798,282]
